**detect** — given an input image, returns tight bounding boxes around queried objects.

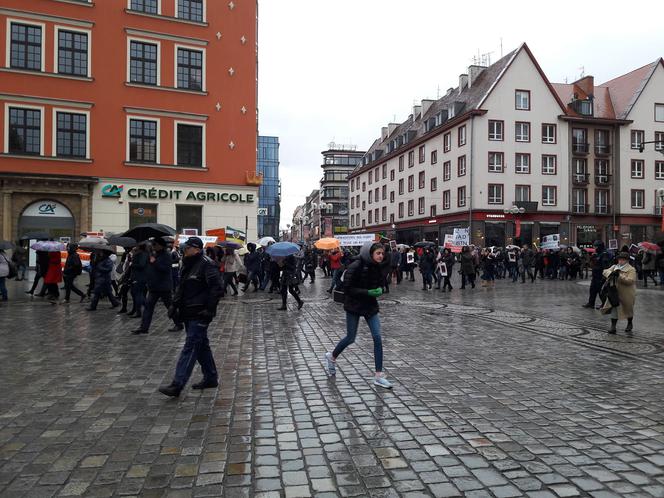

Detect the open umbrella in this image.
[638,241,661,252]
[396,244,410,250]
[237,246,249,256]
[414,241,436,248]
[217,240,242,250]
[0,241,14,250]
[505,244,520,250]
[107,236,137,248]
[20,231,49,241]
[31,241,65,252]
[314,237,340,250]
[257,236,276,246]
[87,243,116,254]
[570,245,582,254]
[266,242,300,257]
[78,236,108,250]
[123,223,176,243]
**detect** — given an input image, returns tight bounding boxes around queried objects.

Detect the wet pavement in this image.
[1,272,664,497]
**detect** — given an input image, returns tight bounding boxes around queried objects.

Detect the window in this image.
[129,118,158,163]
[515,185,530,202]
[655,132,664,151]
[488,184,503,204]
[362,182,366,192]
[374,187,379,201]
[418,171,425,189]
[488,120,504,141]
[542,186,557,206]
[407,200,414,216]
[443,132,451,152]
[130,0,159,14]
[443,190,450,210]
[430,205,436,217]
[458,125,466,146]
[375,167,379,181]
[515,153,530,174]
[515,122,530,142]
[595,159,610,185]
[382,185,386,200]
[418,197,425,215]
[368,210,372,223]
[430,177,437,191]
[656,104,664,122]
[408,175,414,192]
[408,150,415,167]
[458,186,466,207]
[176,122,204,167]
[656,161,664,180]
[177,0,204,22]
[382,164,387,179]
[9,22,43,71]
[361,201,366,211]
[398,155,404,171]
[596,190,609,213]
[419,145,425,163]
[381,206,387,222]
[542,123,556,144]
[443,161,451,181]
[350,197,354,209]
[7,107,41,155]
[431,150,437,164]
[631,130,644,149]
[398,202,404,218]
[398,179,404,195]
[390,169,395,181]
[631,160,644,179]
[368,170,372,185]
[572,189,587,213]
[542,155,556,175]
[129,40,159,85]
[350,181,354,193]
[631,189,644,209]
[176,205,202,235]
[129,203,157,228]
[390,191,395,202]
[515,90,530,110]
[176,47,204,91]
[595,129,610,154]
[55,111,87,158]
[488,152,504,173]
[57,29,89,77]
[368,191,372,204]
[457,155,466,177]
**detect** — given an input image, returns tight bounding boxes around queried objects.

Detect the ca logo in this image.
[38,204,56,215]
[102,184,124,198]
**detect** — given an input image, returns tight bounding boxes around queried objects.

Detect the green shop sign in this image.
[121,187,254,203]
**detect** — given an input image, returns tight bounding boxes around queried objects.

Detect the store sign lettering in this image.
[123,188,255,203]
[101,184,124,198]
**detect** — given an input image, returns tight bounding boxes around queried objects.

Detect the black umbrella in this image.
[86,242,117,254]
[0,240,14,250]
[217,240,242,250]
[122,223,176,243]
[20,231,49,241]
[414,241,436,248]
[107,236,137,248]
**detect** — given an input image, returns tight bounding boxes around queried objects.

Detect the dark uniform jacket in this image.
[173,253,222,323]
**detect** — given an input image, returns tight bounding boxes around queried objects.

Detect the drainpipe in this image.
[469,116,474,243]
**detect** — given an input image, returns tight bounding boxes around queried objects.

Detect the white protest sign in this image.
[541,234,560,250]
[453,228,469,246]
[177,235,219,247]
[336,234,376,246]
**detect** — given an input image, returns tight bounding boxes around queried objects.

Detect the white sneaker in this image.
[374,374,392,389]
[325,352,336,376]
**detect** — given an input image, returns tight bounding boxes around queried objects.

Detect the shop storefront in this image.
[93,179,259,239]
[1,173,96,242]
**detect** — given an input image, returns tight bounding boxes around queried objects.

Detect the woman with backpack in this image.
[62,244,85,303]
[325,242,392,389]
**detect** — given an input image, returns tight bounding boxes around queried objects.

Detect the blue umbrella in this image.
[217,240,242,250]
[266,242,300,257]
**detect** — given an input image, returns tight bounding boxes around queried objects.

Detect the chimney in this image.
[421,99,434,116]
[412,105,422,117]
[458,74,468,94]
[576,75,594,97]
[388,122,399,135]
[446,87,454,96]
[381,127,389,141]
[468,65,485,87]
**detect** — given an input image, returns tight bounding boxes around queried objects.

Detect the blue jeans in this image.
[173,319,218,387]
[328,268,342,292]
[333,312,383,372]
[0,277,7,299]
[17,264,27,280]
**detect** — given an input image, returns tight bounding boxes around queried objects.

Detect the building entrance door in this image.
[18,200,75,241]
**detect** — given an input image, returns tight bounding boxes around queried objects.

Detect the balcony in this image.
[572,173,589,186]
[595,174,612,186]
[594,144,612,156]
[595,204,611,215]
[573,204,590,214]
[572,142,590,155]
[655,206,663,215]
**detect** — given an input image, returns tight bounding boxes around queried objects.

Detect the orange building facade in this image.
[0,0,258,242]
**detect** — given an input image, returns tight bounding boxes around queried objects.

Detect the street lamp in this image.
[311,202,332,239]
[658,188,664,232]
[293,216,308,243]
[504,205,526,244]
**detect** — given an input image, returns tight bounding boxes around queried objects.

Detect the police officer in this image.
[159,237,223,397]
[582,240,612,309]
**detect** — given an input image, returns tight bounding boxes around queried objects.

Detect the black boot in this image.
[625,318,633,332]
[297,298,304,310]
[278,297,287,310]
[608,319,618,334]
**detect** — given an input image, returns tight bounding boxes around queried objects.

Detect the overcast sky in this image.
[257,0,664,230]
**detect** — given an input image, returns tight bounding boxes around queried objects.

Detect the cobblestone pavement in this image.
[1,272,664,497]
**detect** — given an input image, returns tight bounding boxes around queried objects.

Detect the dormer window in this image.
[572,98,593,116]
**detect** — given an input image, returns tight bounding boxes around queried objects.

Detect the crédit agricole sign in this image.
[101,185,255,203]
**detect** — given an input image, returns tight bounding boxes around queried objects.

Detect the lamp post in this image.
[294,216,308,244]
[503,205,526,245]
[658,188,664,232]
[286,224,291,242]
[311,202,332,239]
[391,223,396,241]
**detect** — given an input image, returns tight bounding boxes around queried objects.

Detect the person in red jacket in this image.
[43,251,63,301]
[327,249,343,293]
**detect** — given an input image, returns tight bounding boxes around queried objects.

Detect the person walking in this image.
[278,254,303,310]
[159,237,222,397]
[324,242,392,389]
[116,250,133,314]
[133,238,182,334]
[440,248,455,291]
[520,245,535,283]
[601,252,637,333]
[303,248,317,283]
[327,249,343,293]
[419,248,435,290]
[0,248,11,301]
[640,249,658,287]
[221,247,243,296]
[86,249,120,310]
[582,241,612,309]
[242,243,261,292]
[129,244,149,318]
[62,244,85,302]
[460,246,476,289]
[11,242,28,281]
[43,251,63,301]
[26,250,49,296]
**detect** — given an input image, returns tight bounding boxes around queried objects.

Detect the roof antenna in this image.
[500,37,503,58]
[578,66,585,78]
[437,85,441,99]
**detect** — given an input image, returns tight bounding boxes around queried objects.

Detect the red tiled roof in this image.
[600,61,659,119]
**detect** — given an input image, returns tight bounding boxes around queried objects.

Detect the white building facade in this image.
[348,43,664,247]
